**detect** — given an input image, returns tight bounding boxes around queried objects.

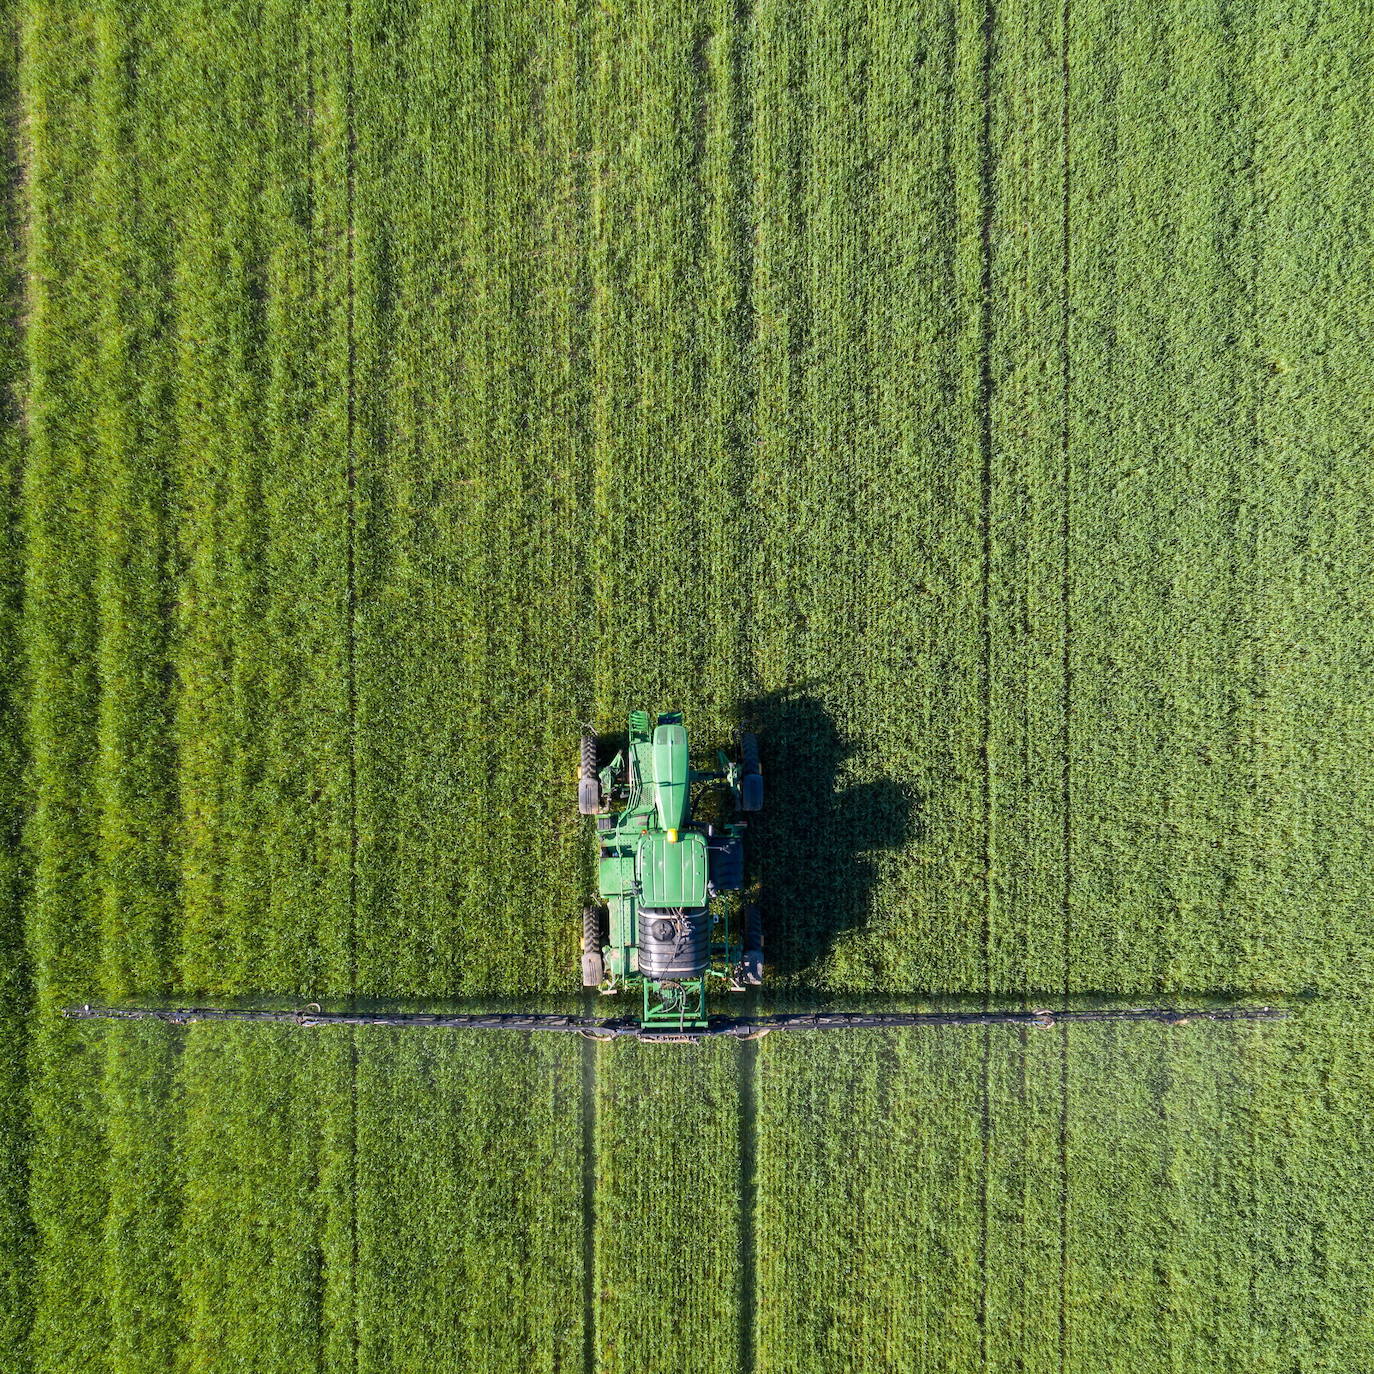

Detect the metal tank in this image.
[636,908,711,980]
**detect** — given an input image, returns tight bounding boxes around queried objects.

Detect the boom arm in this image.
[63,1002,1290,1042]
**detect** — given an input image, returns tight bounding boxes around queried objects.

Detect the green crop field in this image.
[6,0,1374,1370]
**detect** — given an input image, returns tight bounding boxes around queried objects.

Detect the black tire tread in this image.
[740,731,760,772]
[582,905,603,955]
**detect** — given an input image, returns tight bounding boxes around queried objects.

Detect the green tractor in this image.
[578,709,764,1032]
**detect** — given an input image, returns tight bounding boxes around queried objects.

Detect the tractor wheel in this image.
[741,905,764,986]
[583,905,602,952]
[740,730,760,772]
[578,732,602,815]
[738,731,763,812]
[581,905,605,988]
[744,904,763,952]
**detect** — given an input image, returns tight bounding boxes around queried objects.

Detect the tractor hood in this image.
[638,830,708,909]
[650,722,690,834]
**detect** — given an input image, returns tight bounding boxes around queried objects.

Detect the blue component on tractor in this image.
[707,835,744,895]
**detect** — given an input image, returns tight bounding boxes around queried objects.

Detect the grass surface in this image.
[9,0,1374,1370]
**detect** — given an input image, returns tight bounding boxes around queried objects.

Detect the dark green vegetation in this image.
[9,0,1374,1369]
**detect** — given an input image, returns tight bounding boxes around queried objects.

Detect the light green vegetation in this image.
[9,0,1374,1370]
[0,0,26,1356]
[354,1032,584,1372]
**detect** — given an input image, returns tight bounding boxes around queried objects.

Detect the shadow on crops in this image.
[739,690,920,983]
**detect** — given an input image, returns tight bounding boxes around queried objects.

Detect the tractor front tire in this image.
[581,905,605,988]
[578,732,602,815]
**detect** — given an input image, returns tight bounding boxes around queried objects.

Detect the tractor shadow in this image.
[739,690,921,984]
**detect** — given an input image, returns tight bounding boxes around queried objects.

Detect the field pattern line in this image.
[581,1028,598,1374]
[342,0,358,990]
[977,0,995,997]
[976,0,996,1363]
[341,3,360,1371]
[0,0,32,1349]
[1058,0,1072,1369]
[731,0,757,704]
[731,6,759,1370]
[737,1037,758,1374]
[581,12,609,1366]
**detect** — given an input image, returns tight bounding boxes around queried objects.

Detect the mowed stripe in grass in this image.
[350,0,603,1002]
[170,0,352,1003]
[0,0,27,1356]
[20,1,358,1366]
[1064,0,1261,992]
[176,1025,353,1374]
[164,7,356,1371]
[1060,0,1374,998]
[745,0,988,999]
[23,2,120,1364]
[1059,2,1374,1365]
[91,6,202,1361]
[353,1032,584,1374]
[984,0,1070,998]
[593,1040,744,1374]
[753,1030,986,1373]
[1238,0,1374,993]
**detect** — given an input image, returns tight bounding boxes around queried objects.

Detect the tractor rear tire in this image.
[738,731,763,812]
[578,733,602,815]
[742,904,764,986]
[581,905,605,987]
[744,903,763,951]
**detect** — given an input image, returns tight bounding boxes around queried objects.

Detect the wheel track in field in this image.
[1058,0,1073,1366]
[582,9,612,1362]
[729,5,759,1367]
[976,0,996,1363]
[342,3,360,1369]
[737,1037,759,1374]
[581,1023,599,1374]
